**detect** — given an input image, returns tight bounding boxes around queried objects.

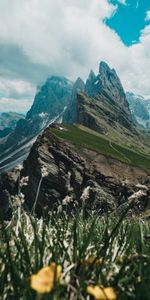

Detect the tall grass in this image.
[0,198,150,300]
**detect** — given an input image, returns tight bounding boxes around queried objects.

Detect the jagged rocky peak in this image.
[63,61,135,132]
[72,77,85,94]
[74,77,85,88]
[98,61,125,97]
[88,69,96,80]
[85,61,129,110]
[72,77,85,96]
[27,76,73,120]
[85,70,96,95]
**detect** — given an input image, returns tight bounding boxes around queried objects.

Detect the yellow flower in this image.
[87,286,117,300]
[31,262,62,294]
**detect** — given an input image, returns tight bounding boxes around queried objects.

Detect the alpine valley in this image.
[0,61,150,217]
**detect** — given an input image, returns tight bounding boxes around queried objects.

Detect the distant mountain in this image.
[126,92,150,130]
[27,76,73,119]
[0,112,24,138]
[0,77,73,172]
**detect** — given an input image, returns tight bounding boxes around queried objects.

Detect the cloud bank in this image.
[0,0,150,112]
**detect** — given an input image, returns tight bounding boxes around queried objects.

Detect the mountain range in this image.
[126,92,150,130]
[1,61,150,172]
[1,60,150,217]
[0,112,24,138]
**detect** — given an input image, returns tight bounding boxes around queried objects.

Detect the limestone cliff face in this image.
[64,62,135,133]
[85,62,129,110]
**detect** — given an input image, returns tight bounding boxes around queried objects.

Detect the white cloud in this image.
[0,0,150,112]
[0,78,34,112]
[145,10,150,21]
[0,78,35,99]
[0,97,32,113]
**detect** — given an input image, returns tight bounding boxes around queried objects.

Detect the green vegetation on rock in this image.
[52,125,150,171]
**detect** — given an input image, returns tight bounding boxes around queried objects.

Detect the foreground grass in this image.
[0,201,150,300]
[52,125,150,171]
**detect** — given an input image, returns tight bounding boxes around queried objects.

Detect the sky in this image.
[0,0,150,113]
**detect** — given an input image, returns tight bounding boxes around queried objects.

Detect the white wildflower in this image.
[80,186,90,204]
[19,176,29,187]
[135,183,148,190]
[16,164,23,171]
[62,195,73,205]
[129,190,147,201]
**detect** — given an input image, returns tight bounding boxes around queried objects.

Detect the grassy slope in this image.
[52,125,150,171]
[78,92,150,157]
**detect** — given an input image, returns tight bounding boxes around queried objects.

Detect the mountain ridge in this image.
[0,61,150,173]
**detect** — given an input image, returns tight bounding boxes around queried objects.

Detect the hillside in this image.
[52,124,150,172]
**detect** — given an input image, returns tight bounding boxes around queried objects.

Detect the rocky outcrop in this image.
[18,126,150,215]
[1,125,150,218]
[0,168,20,218]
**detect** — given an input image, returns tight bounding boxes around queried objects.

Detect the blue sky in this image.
[106,0,150,45]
